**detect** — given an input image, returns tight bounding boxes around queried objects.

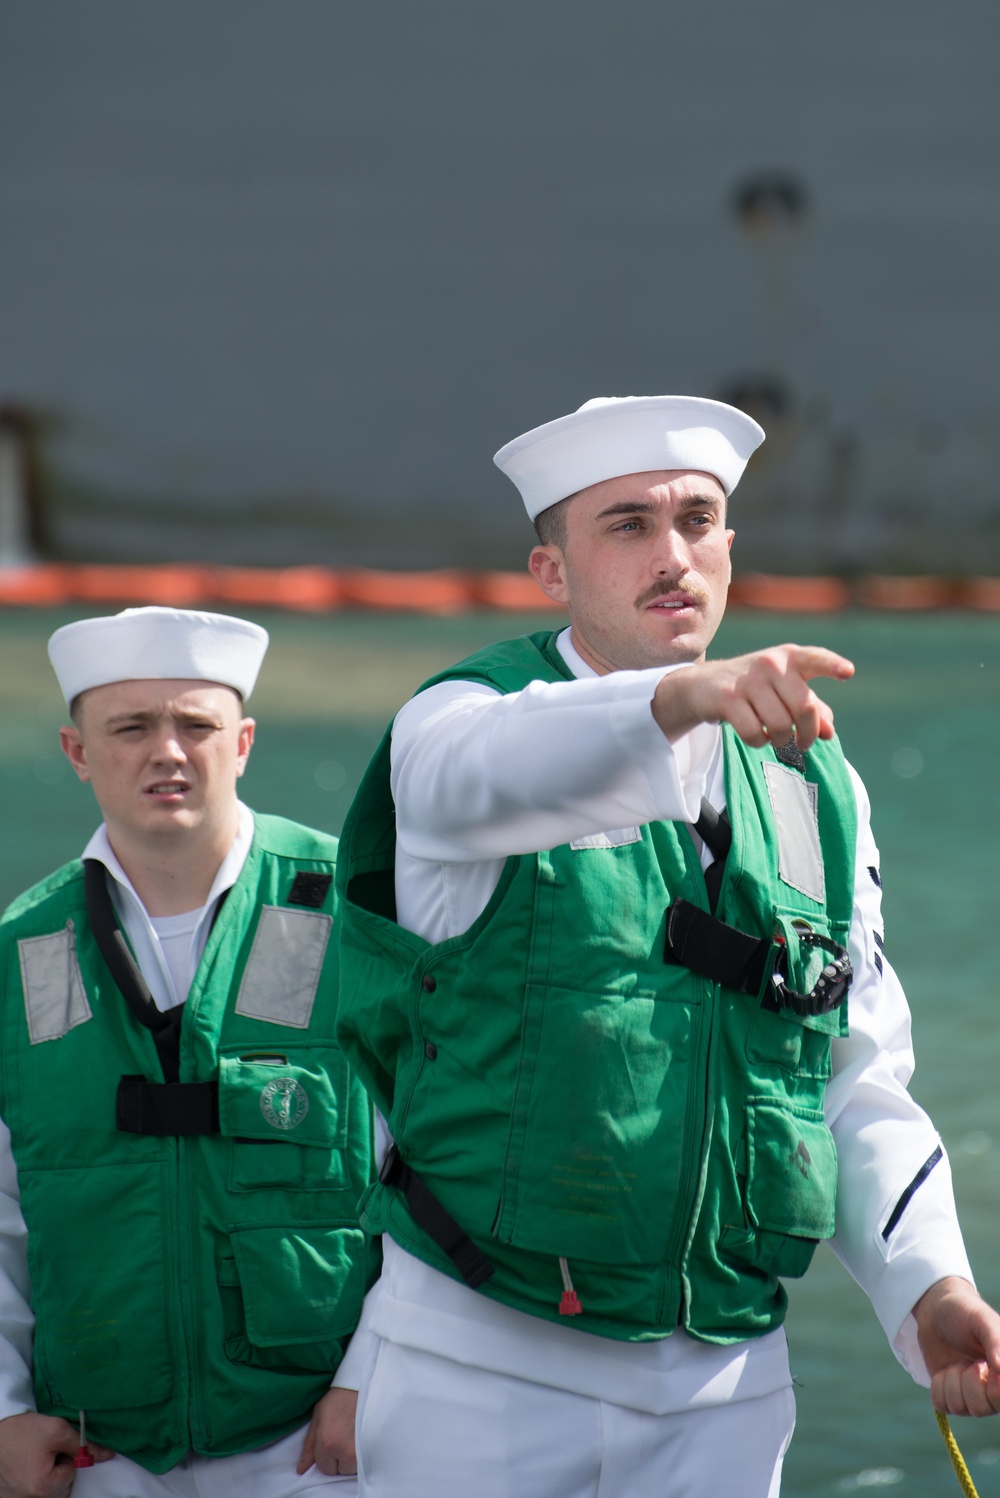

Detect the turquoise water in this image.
[2,607,999,1494]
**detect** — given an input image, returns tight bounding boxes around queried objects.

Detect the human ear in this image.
[59,726,91,784]
[235,718,256,778]
[528,545,569,605]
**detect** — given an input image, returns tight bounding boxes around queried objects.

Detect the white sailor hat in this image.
[493,395,765,521]
[47,606,269,706]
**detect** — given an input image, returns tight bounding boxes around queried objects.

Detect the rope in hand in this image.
[936,1411,980,1498]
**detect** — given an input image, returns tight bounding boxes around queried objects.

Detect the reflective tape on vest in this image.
[18,923,92,1043]
[235,905,332,1028]
[763,761,825,904]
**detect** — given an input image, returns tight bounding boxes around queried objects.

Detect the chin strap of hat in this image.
[664,898,852,1017]
[83,860,219,1135]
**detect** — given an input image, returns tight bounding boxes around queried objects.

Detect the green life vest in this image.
[336,632,857,1345]
[0,814,378,1474]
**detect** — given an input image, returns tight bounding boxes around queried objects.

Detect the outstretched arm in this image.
[391,669,714,862]
[393,641,854,865]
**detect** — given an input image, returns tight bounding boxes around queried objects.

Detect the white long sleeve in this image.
[391,636,719,947]
[826,766,971,1384]
[0,1122,33,1420]
[391,665,716,863]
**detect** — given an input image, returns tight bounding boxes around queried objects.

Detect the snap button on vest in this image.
[422,974,437,992]
[424,1042,438,1060]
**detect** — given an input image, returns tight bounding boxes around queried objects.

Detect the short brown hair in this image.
[532,495,572,548]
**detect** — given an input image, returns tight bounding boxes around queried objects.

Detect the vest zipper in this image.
[169,992,199,1453]
[659,973,718,1328]
[180,1135,205,1448]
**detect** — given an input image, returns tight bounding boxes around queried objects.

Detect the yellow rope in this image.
[936,1411,980,1498]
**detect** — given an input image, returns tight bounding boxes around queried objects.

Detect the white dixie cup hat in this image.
[493,395,766,521]
[47,606,270,706]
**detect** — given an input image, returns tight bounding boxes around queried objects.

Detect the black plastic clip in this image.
[767,930,852,1018]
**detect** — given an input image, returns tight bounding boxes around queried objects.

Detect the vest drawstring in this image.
[558,1256,583,1316]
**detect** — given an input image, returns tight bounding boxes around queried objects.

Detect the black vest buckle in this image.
[116,1075,220,1136]
[664,899,852,1017]
[766,930,852,1018]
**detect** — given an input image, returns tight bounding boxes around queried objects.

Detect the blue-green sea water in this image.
[1,607,998,1496]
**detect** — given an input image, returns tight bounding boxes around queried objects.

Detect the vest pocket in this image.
[218,1049,350,1148]
[219,1223,366,1371]
[770,911,851,1039]
[25,1163,176,1411]
[219,1047,351,1192]
[495,983,695,1264]
[722,1098,837,1280]
[745,997,834,1079]
[745,909,849,1076]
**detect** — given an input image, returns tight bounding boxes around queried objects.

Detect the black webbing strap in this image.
[379,1145,494,1289]
[84,859,181,1068]
[664,898,770,995]
[692,799,732,863]
[84,862,199,1120]
[692,800,732,913]
[117,1075,220,1136]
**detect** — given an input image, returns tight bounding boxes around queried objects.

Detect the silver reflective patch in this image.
[19,924,92,1044]
[570,826,642,850]
[235,906,333,1029]
[763,762,825,904]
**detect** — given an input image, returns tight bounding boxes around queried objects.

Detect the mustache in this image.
[634,578,710,610]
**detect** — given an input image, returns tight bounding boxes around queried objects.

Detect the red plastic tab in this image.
[559,1289,583,1316]
[74,1411,94,1466]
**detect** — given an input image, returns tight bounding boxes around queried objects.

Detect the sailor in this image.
[335,396,1000,1497]
[0,607,376,1497]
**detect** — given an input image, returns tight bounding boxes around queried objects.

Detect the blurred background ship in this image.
[1,0,998,577]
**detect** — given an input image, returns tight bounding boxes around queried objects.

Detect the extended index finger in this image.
[784,645,855,683]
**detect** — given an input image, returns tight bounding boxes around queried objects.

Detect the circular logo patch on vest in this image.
[260,1077,309,1132]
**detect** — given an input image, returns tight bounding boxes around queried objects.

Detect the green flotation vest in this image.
[336,631,857,1345]
[0,814,378,1473]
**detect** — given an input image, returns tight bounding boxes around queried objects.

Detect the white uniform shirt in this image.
[348,628,972,1413]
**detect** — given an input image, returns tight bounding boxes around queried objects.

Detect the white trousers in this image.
[356,1339,795,1498]
[69,1426,357,1498]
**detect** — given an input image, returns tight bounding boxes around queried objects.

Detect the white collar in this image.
[81,801,255,919]
[555,625,695,684]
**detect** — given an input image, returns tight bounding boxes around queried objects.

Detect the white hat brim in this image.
[494,395,765,521]
[48,607,269,706]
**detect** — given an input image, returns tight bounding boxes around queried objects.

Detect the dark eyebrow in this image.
[104,710,157,727]
[677,494,723,512]
[594,500,659,520]
[594,494,723,521]
[103,709,224,728]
